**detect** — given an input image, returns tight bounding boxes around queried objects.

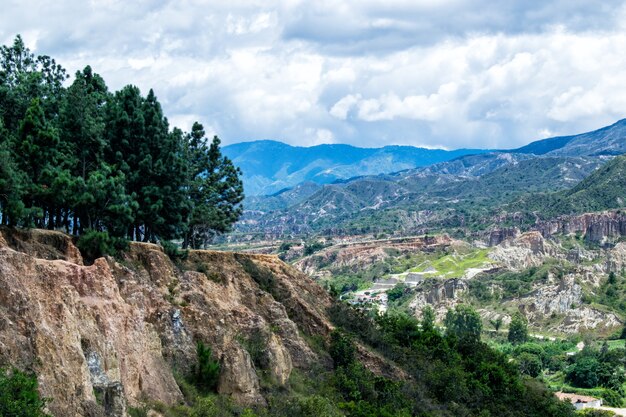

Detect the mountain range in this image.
[222,140,488,196]
[224,119,626,198]
[228,118,626,239]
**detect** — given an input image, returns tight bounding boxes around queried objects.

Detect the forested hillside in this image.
[517,154,626,219]
[0,36,243,248]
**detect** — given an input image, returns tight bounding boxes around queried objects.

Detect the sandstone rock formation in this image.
[489,231,558,270]
[0,228,334,417]
[534,211,626,244]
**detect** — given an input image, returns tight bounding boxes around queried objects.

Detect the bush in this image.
[237,330,269,369]
[329,331,356,369]
[235,255,277,297]
[444,305,483,343]
[508,312,529,345]
[566,356,600,388]
[193,341,221,393]
[517,352,543,377]
[76,230,128,264]
[161,240,188,262]
[577,409,616,417]
[303,241,324,256]
[0,368,50,417]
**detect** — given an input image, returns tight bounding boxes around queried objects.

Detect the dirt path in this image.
[600,406,626,416]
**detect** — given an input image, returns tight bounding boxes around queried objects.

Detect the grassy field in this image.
[409,248,493,278]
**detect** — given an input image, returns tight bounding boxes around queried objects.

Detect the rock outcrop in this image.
[534,211,626,244]
[489,231,558,270]
[0,229,334,417]
[409,278,469,320]
[294,235,454,278]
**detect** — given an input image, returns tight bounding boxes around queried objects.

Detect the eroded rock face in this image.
[534,211,626,244]
[487,227,520,247]
[0,230,334,416]
[409,279,468,320]
[489,231,557,270]
[294,235,454,278]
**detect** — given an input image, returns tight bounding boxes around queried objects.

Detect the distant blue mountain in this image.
[222,140,488,195]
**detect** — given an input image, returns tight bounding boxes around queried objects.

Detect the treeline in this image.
[0,36,243,248]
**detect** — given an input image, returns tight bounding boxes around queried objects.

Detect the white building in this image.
[555,392,603,410]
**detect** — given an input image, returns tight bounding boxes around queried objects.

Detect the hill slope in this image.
[0,228,575,417]
[519,154,626,218]
[513,118,626,156]
[236,155,604,237]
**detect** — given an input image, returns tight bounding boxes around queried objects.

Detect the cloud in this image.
[3,1,626,150]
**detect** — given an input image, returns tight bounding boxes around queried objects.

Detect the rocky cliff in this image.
[0,228,335,417]
[534,211,626,244]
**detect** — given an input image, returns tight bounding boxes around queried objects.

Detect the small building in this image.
[555,392,603,410]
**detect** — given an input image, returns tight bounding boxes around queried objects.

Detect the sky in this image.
[3,0,626,150]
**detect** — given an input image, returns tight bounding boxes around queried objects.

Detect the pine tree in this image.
[59,66,110,233]
[16,98,65,227]
[183,122,244,249]
[0,124,25,225]
[0,36,244,244]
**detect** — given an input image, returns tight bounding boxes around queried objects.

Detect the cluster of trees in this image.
[328,303,575,416]
[0,36,243,248]
[565,343,625,402]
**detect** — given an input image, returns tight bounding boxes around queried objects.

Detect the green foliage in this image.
[329,331,356,369]
[386,283,406,303]
[268,395,343,417]
[235,255,278,297]
[238,330,269,369]
[0,36,243,244]
[587,271,626,317]
[519,154,626,219]
[161,240,189,262]
[490,317,503,332]
[565,345,626,394]
[517,352,543,377]
[444,304,483,343]
[193,341,220,393]
[508,312,529,344]
[303,241,325,256]
[127,406,149,417]
[76,229,128,264]
[421,305,436,332]
[601,389,623,408]
[0,368,50,417]
[576,410,616,417]
[327,301,575,417]
[386,284,414,308]
[278,242,293,252]
[183,123,244,249]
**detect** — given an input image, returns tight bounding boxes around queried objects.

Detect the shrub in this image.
[566,356,600,388]
[193,341,220,393]
[76,230,128,264]
[602,389,623,408]
[444,305,483,344]
[234,255,277,297]
[237,330,269,369]
[303,241,324,256]
[517,352,543,378]
[577,409,616,417]
[508,312,529,344]
[0,368,50,417]
[329,331,356,369]
[161,240,188,262]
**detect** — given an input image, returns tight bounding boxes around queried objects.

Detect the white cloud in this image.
[3,1,626,150]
